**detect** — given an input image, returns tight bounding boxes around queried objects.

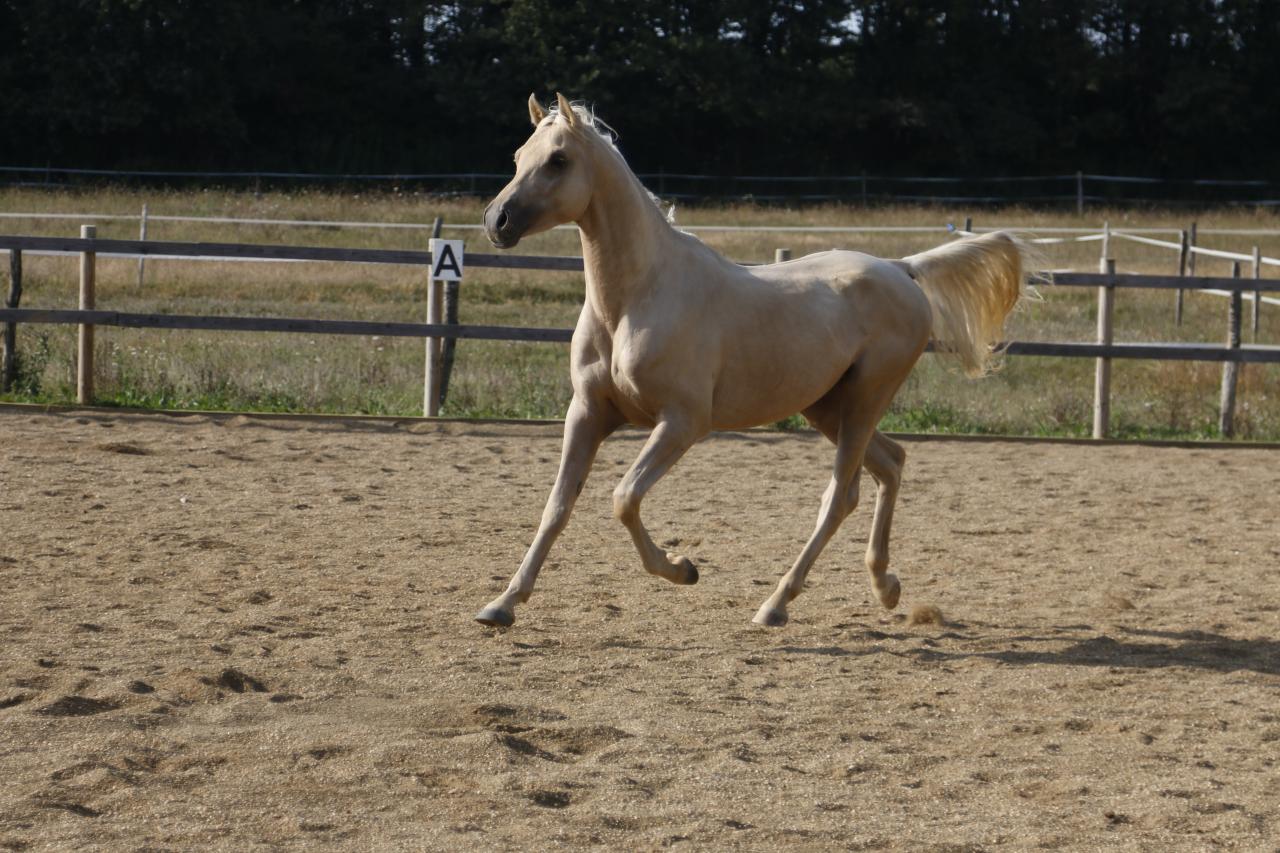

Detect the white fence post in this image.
[424,270,443,417]
[137,203,149,287]
[1093,257,1115,439]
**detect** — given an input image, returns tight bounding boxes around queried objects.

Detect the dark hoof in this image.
[663,555,699,586]
[475,606,514,628]
[751,607,788,628]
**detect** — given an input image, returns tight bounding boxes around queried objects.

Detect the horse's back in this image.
[750,249,912,293]
[743,249,930,334]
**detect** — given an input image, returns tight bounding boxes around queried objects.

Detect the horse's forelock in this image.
[542,102,618,150]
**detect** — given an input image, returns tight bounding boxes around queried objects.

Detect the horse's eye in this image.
[548,152,568,169]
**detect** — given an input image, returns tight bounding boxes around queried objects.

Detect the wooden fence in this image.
[2,233,1278,438]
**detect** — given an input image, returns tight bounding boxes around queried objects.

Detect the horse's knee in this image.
[887,439,906,470]
[840,474,861,517]
[869,438,905,491]
[612,485,639,526]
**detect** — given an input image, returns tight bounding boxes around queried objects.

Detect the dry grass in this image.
[1,187,1278,437]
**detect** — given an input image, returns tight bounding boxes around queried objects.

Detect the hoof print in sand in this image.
[1,693,31,710]
[94,442,151,456]
[39,800,102,818]
[34,696,120,717]
[200,668,268,694]
[527,789,571,809]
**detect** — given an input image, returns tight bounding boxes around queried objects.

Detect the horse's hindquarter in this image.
[707,252,932,430]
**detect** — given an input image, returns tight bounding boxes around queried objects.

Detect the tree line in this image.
[1,1,1276,182]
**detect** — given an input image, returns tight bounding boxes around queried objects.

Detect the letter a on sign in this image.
[429,239,464,281]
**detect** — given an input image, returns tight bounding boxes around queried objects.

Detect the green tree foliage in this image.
[0,0,1276,178]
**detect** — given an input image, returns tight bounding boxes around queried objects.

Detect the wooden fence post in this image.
[438,217,460,407]
[1251,245,1261,341]
[2,248,22,391]
[1099,220,1110,266]
[1219,262,1242,437]
[1076,171,1084,216]
[775,248,791,263]
[1187,221,1198,279]
[963,216,973,235]
[1093,257,1115,439]
[78,225,96,404]
[1175,229,1188,326]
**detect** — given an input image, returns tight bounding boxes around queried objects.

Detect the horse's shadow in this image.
[913,626,1280,676]
[775,626,1280,676]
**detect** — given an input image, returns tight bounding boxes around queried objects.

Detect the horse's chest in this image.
[606,350,653,416]
[600,333,680,424]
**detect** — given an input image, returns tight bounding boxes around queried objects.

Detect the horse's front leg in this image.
[475,397,620,627]
[613,413,705,585]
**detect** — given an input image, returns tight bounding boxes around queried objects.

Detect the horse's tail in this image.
[899,231,1043,378]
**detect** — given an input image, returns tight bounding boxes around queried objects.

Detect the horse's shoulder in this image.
[570,306,612,371]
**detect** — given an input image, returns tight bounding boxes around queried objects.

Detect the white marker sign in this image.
[429,238,464,281]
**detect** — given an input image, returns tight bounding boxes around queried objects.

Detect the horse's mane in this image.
[542,101,620,150]
[543,101,676,224]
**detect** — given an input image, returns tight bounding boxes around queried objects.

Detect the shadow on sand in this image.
[905,626,1280,676]
[771,626,1280,676]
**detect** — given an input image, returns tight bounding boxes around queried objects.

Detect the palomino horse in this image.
[477,94,1035,628]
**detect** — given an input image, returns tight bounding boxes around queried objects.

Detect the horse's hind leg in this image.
[475,397,620,627]
[753,404,873,626]
[613,414,704,585]
[799,418,908,611]
[754,358,915,627]
[862,432,906,610]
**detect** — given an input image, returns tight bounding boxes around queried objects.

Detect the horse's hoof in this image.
[876,574,901,610]
[475,606,515,627]
[667,555,699,585]
[752,605,788,628]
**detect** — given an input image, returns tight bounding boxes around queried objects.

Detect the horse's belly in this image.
[710,350,853,430]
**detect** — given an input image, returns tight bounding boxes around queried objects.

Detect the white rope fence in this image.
[1108,230,1280,308]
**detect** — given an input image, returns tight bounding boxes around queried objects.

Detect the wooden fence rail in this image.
[2,234,1278,437]
[0,235,585,271]
[3,307,1279,364]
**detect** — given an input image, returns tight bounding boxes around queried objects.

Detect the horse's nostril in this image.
[496,209,510,231]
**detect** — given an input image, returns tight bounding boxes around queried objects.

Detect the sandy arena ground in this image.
[1,408,1278,851]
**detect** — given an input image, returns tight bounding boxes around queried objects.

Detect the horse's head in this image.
[484,93,598,249]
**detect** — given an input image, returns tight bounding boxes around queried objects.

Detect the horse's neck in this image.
[576,157,681,329]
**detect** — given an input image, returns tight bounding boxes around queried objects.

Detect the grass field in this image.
[1,187,1278,439]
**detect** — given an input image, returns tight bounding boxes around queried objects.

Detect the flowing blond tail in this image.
[901,231,1042,378]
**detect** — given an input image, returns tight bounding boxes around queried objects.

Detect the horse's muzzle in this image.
[483,201,522,249]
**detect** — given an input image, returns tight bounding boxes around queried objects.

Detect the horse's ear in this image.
[528,93,546,126]
[555,92,577,128]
